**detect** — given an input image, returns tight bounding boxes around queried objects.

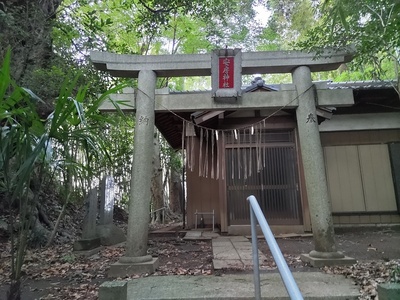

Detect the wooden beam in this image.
[319,112,400,131]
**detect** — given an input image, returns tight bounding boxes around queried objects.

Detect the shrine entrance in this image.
[226,128,302,226]
[92,48,357,272]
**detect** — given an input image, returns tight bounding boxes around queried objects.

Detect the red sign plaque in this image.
[218,57,234,89]
[212,48,241,101]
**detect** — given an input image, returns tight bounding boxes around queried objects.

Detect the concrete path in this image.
[212,236,267,270]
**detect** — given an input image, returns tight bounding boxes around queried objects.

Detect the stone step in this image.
[99,272,360,300]
[149,225,182,236]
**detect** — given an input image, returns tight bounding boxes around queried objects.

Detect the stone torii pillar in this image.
[108,70,159,277]
[292,66,356,266]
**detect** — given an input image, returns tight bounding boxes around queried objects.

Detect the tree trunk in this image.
[151,129,164,223]
[1,0,62,83]
[30,208,50,247]
[7,279,21,300]
[37,204,53,230]
[45,198,68,247]
[169,168,182,213]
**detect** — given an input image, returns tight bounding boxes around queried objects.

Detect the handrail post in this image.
[250,206,261,300]
[247,195,303,300]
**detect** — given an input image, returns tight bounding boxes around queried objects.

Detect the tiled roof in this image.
[327,80,397,90]
[168,80,397,94]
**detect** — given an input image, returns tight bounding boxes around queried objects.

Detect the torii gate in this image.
[91,49,356,276]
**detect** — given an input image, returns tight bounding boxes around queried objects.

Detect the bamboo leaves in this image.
[0,49,125,297]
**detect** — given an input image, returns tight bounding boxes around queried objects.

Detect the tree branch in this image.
[138,0,175,14]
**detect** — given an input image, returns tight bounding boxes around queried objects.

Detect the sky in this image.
[253,3,271,26]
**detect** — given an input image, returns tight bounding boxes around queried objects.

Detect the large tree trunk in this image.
[169,168,182,213]
[1,0,62,83]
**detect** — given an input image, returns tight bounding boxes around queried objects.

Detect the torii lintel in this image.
[90,49,354,78]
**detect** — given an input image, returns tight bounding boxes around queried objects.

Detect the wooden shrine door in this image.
[226,129,303,225]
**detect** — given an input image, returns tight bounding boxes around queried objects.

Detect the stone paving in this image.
[212,236,267,270]
[123,272,359,300]
[183,230,269,270]
[99,230,361,299]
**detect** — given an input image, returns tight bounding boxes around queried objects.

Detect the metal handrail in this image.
[247,195,303,300]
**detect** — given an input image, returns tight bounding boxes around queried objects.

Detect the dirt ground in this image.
[262,226,400,264]
[0,225,399,300]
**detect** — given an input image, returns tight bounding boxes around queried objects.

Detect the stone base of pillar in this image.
[301,253,357,267]
[108,257,159,278]
[99,280,127,300]
[96,224,126,246]
[377,283,400,300]
[73,237,101,251]
[73,247,102,257]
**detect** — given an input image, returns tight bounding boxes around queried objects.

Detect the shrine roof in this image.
[155,81,399,149]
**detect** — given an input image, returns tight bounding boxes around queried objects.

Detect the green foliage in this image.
[256,27,282,51]
[296,0,400,88]
[21,66,66,101]
[0,48,126,295]
[96,112,136,206]
[204,0,266,51]
[1,49,49,295]
[164,14,213,54]
[57,0,265,56]
[0,49,45,200]
[53,0,271,93]
[259,0,316,50]
[161,142,183,173]
[61,253,76,263]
